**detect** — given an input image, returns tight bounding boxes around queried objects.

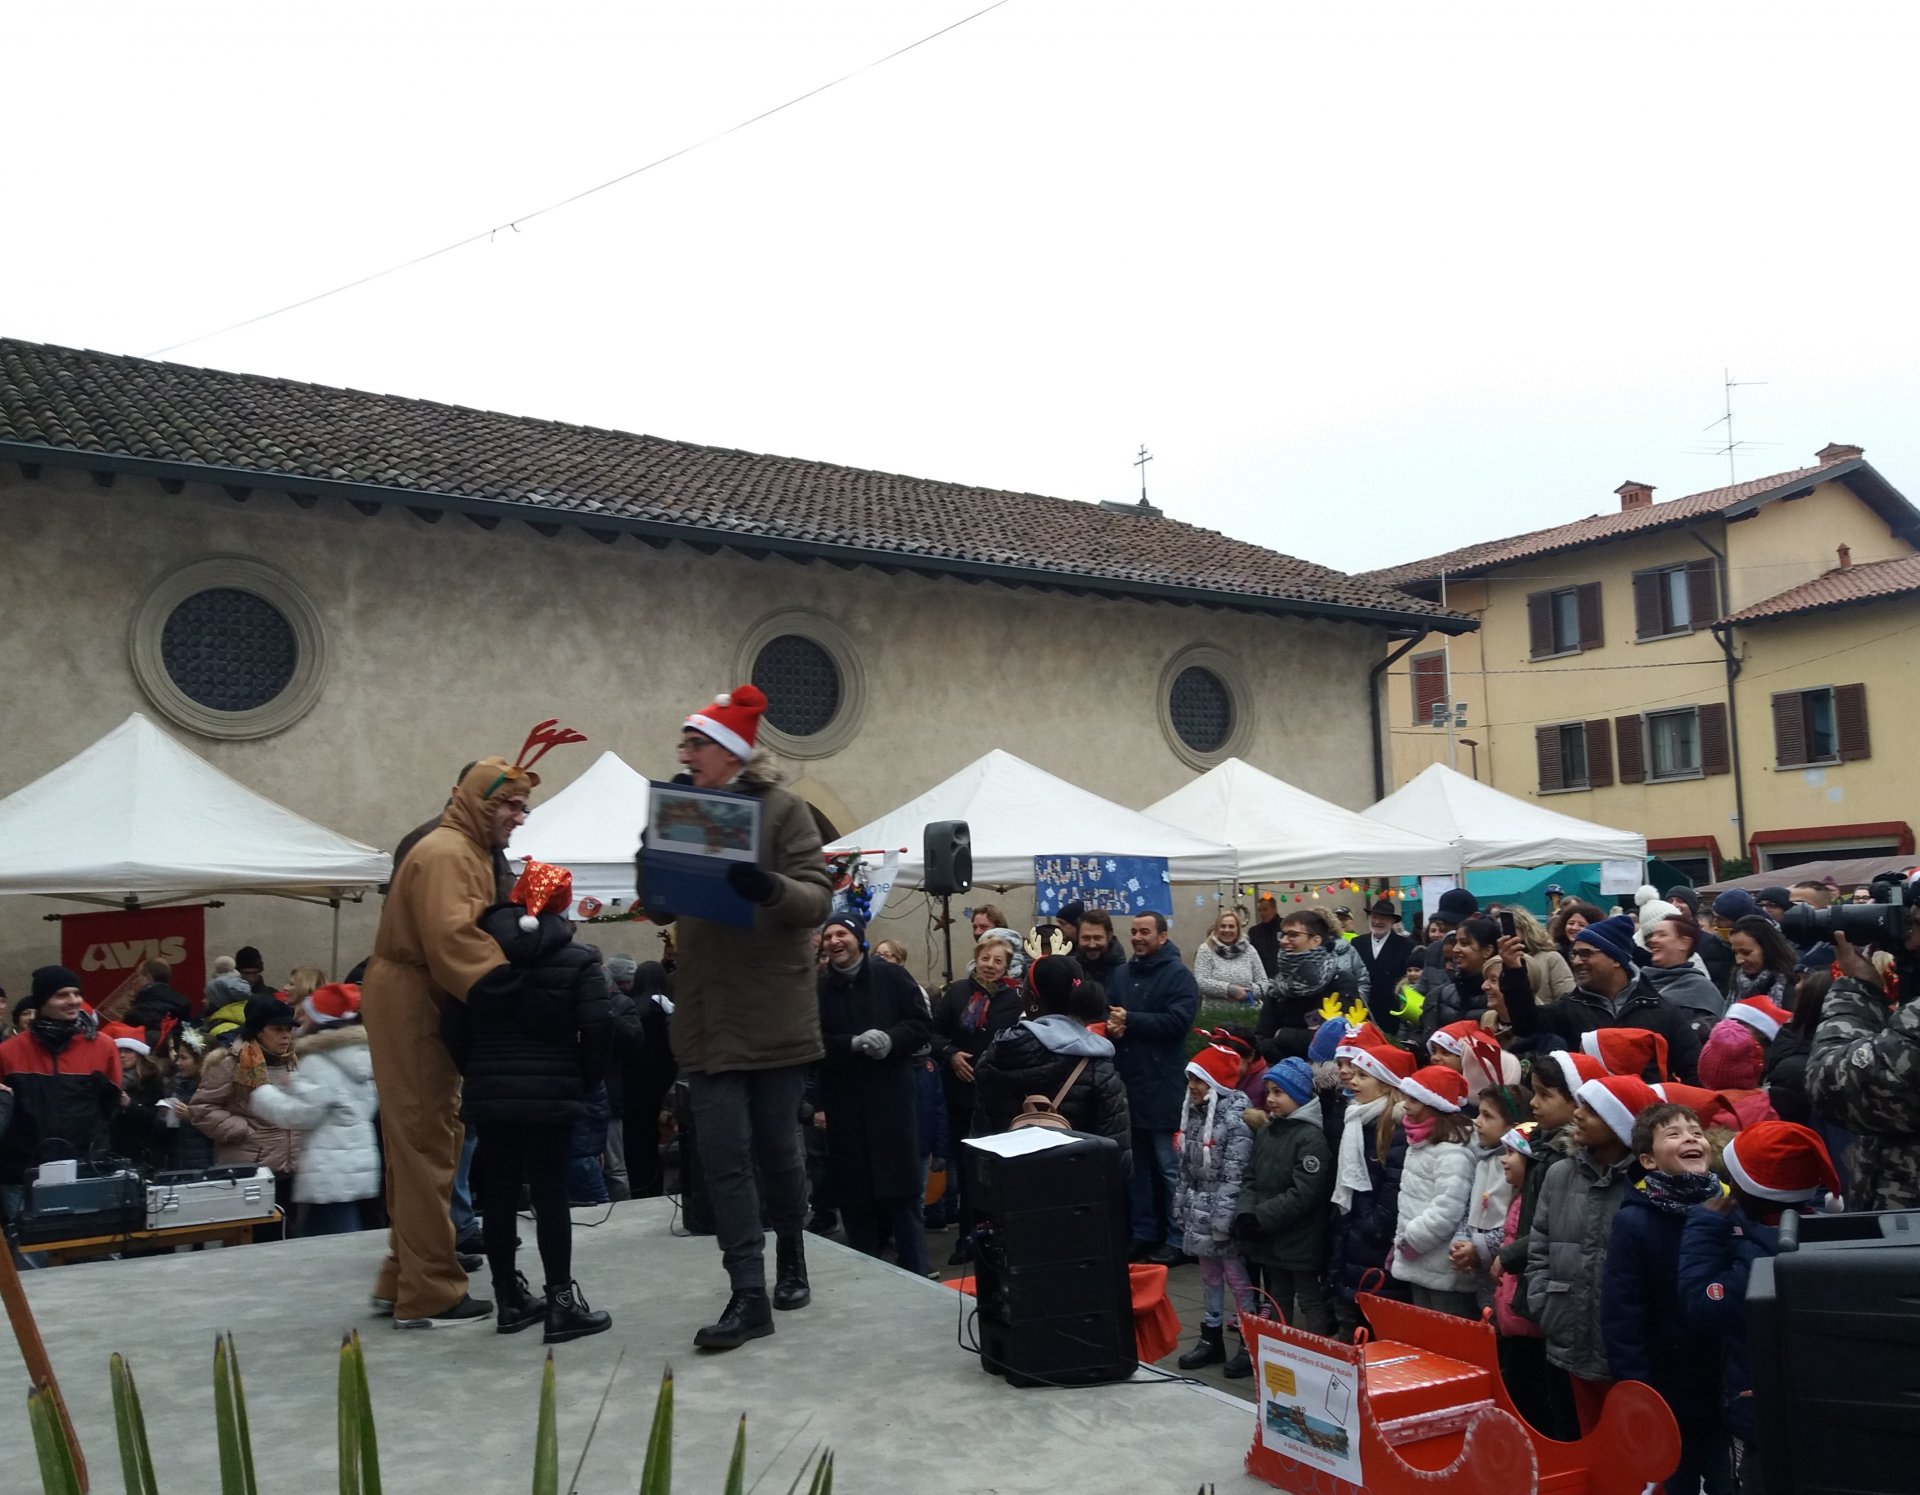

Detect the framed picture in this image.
[646,781,764,864]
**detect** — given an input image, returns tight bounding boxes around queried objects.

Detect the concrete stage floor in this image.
[12,1199,1272,1493]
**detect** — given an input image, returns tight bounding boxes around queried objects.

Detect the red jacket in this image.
[0,1027,123,1181]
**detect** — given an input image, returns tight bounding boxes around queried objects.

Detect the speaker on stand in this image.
[923,819,972,990]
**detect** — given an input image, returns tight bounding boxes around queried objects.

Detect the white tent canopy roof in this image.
[1143,758,1459,879]
[0,714,391,899]
[827,749,1239,886]
[507,749,651,911]
[1362,762,1646,870]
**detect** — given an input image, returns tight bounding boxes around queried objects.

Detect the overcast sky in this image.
[11,1,1918,577]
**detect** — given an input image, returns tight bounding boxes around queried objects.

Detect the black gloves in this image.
[1231,1213,1261,1242]
[727,863,778,904]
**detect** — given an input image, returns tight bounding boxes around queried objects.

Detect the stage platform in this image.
[12,1199,1272,1493]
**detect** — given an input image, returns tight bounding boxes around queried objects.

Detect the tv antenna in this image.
[1705,368,1766,485]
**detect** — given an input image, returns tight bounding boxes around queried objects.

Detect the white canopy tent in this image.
[826,749,1239,886]
[507,749,652,915]
[1362,762,1646,870]
[1142,758,1459,879]
[0,714,392,969]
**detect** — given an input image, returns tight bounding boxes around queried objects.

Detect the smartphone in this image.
[1498,911,1516,939]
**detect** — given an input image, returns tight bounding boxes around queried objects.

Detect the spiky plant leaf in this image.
[637,1367,673,1495]
[532,1351,558,1495]
[111,1353,160,1495]
[349,1331,382,1495]
[723,1415,747,1495]
[29,1386,85,1495]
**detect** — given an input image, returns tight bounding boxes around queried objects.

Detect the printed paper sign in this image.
[1599,858,1645,895]
[1418,875,1458,923]
[1255,1335,1365,1486]
[1033,855,1172,919]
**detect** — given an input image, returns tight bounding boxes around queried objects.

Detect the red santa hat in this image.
[1396,1064,1471,1113]
[1427,1020,1482,1058]
[1580,1026,1672,1082]
[1576,1074,1663,1148]
[302,982,362,1028]
[1347,1042,1418,1088]
[1333,1021,1391,1062]
[1185,1042,1244,1096]
[511,860,575,931]
[99,1021,151,1057]
[1537,1049,1606,1093]
[1722,1121,1841,1203]
[1652,1082,1743,1132]
[1725,994,1790,1043]
[684,684,769,761]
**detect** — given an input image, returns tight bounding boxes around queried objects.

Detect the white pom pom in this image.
[518,914,539,933]
[715,692,732,707]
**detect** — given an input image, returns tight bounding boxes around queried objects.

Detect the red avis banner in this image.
[60,906,206,1019]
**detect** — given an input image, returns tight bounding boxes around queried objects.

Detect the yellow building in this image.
[1362,444,1920,881]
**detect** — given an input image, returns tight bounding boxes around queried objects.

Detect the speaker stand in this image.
[941,893,955,991]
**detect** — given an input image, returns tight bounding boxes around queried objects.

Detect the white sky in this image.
[10,1,1919,577]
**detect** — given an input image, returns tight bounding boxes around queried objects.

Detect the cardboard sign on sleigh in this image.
[1241,1293,1679,1495]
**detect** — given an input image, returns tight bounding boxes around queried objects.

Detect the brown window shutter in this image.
[1616,714,1646,783]
[1632,571,1661,640]
[1771,690,1807,768]
[1528,592,1553,659]
[1836,683,1871,761]
[1585,719,1614,788]
[1577,582,1604,651]
[1699,702,1730,775]
[1687,559,1719,631]
[1411,654,1447,726]
[1536,725,1564,792]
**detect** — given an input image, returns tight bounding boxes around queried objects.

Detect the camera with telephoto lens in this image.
[1778,871,1915,946]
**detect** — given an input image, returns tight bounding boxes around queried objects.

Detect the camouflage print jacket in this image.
[1808,977,1920,1211]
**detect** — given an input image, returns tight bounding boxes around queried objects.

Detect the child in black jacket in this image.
[448,861,614,1344]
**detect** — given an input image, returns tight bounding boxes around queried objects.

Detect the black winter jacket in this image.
[932,977,1025,1114]
[971,1017,1132,1168]
[1499,964,1704,1082]
[1109,943,1200,1129]
[449,906,612,1125]
[1763,1026,1812,1125]
[1329,1110,1409,1304]
[124,982,192,1030]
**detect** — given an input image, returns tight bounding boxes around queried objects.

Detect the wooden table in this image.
[29,1209,282,1266]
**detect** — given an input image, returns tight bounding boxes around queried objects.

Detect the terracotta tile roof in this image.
[1723,553,1920,623]
[1360,464,1867,589]
[0,337,1469,630]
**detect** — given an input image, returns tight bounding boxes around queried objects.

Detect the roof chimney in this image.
[1837,544,1853,572]
[1615,480,1655,512]
[1816,442,1864,465]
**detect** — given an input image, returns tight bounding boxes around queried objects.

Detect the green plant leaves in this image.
[533,1351,558,1495]
[110,1353,159,1495]
[338,1331,383,1495]
[723,1416,746,1495]
[638,1367,673,1495]
[28,1385,84,1495]
[212,1334,258,1495]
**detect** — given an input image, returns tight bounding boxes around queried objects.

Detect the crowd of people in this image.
[4,678,1917,1491]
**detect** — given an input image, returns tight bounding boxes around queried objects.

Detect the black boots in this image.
[1177,1323,1226,1369]
[694,1289,774,1350]
[773,1236,811,1312]
[544,1281,612,1345]
[1223,1343,1253,1379]
[495,1273,546,1335]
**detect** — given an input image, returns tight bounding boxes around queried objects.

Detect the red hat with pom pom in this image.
[685,685,768,760]
[1723,1120,1841,1202]
[511,860,574,929]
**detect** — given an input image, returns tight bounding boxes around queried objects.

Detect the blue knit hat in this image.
[1711,888,1757,921]
[1264,1057,1316,1106]
[1307,1018,1350,1064]
[1571,913,1638,971]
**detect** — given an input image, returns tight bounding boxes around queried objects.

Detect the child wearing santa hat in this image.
[1526,1074,1655,1434]
[1328,1042,1415,1336]
[1677,1122,1841,1493]
[1386,1064,1478,1317]
[1171,1042,1256,1372]
[1604,1101,1734,1493]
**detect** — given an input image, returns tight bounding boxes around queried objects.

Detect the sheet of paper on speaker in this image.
[963,1129,1079,1158]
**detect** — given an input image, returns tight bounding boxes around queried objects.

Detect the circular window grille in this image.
[1169,665,1233,753]
[160,588,300,712]
[753,633,843,737]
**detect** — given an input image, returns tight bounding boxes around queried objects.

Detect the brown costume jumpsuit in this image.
[363,759,517,1319]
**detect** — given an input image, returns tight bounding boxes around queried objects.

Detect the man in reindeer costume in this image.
[364,721,584,1328]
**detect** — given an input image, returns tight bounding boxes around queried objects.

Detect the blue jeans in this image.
[449,1124,478,1235]
[1128,1127,1181,1248]
[298,1200,366,1236]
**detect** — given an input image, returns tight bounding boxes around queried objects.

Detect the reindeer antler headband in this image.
[481,719,588,800]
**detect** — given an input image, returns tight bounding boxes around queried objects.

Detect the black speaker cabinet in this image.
[963,1130,1134,1388]
[923,819,972,896]
[1749,1208,1920,1495]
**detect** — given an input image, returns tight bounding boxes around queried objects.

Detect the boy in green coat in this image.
[1232,1056,1337,1353]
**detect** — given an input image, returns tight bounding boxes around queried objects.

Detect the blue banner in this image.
[1033,854,1172,919]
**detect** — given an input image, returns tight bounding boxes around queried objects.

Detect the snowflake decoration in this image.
[1106,859,1118,872]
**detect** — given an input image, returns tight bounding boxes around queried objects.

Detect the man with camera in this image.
[1809,914,1920,1212]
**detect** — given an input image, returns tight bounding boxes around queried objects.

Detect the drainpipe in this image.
[1370,631,1429,801]
[1689,527,1748,870]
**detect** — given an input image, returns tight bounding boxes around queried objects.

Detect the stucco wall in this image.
[0,464,1390,993]
[1722,478,1912,613]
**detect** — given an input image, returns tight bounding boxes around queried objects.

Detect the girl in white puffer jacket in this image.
[248,983,380,1236]
[1386,1064,1478,1317]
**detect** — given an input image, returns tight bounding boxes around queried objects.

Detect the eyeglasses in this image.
[498,800,532,818]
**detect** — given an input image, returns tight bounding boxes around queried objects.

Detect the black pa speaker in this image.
[1749,1208,1920,1494]
[964,1130,1135,1388]
[923,819,972,896]
[667,1081,714,1236]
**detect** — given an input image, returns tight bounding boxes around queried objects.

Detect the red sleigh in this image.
[1240,1291,1678,1495]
